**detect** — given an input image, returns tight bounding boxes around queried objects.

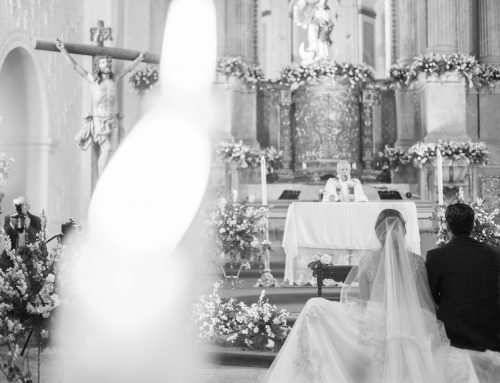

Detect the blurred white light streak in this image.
[56,0,217,382]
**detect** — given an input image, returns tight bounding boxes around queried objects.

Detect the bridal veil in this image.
[264,213,482,383]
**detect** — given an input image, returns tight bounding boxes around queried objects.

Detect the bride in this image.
[264,209,499,382]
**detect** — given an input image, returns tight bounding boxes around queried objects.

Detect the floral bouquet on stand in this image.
[433,188,500,246]
[207,198,269,286]
[0,212,62,383]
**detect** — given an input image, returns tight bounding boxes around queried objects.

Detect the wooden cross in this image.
[34,20,159,63]
[90,20,113,47]
[33,20,160,187]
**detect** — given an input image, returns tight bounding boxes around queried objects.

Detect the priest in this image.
[322,160,368,202]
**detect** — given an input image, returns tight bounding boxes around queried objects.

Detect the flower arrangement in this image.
[388,53,500,89]
[192,283,290,351]
[388,64,416,88]
[0,212,62,382]
[407,142,438,167]
[191,283,243,344]
[434,188,500,246]
[129,66,159,95]
[215,141,260,169]
[379,146,412,170]
[475,64,500,89]
[262,147,283,172]
[412,53,477,84]
[0,152,14,190]
[408,141,488,167]
[232,290,290,350]
[307,253,335,278]
[215,141,283,171]
[279,59,375,90]
[216,56,265,88]
[207,198,269,268]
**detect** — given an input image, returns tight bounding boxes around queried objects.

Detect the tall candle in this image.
[261,156,268,206]
[436,149,444,205]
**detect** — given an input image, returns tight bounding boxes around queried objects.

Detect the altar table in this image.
[282,202,421,285]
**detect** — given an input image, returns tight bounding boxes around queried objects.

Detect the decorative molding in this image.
[253,0,259,64]
[0,136,59,152]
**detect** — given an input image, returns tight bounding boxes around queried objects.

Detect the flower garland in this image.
[128,65,159,95]
[215,141,283,171]
[409,141,488,167]
[434,188,500,246]
[192,283,290,351]
[207,198,269,268]
[380,141,488,169]
[216,56,265,88]
[279,59,375,90]
[0,212,62,382]
[0,152,14,190]
[389,53,500,89]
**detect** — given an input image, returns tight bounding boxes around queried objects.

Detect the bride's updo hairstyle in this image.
[375,209,406,243]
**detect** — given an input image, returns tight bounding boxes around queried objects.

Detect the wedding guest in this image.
[322,160,368,202]
[3,196,41,250]
[426,203,500,351]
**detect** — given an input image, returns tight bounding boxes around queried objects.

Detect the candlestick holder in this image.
[255,215,280,288]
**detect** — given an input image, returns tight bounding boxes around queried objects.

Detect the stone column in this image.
[226,0,258,63]
[426,0,457,54]
[456,0,474,56]
[277,89,293,173]
[396,0,418,64]
[395,87,421,148]
[479,0,500,64]
[231,81,259,146]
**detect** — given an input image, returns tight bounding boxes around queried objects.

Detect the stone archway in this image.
[0,46,49,215]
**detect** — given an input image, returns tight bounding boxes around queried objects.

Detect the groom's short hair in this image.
[445,203,474,236]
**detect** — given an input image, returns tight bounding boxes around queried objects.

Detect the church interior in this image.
[0,0,499,381]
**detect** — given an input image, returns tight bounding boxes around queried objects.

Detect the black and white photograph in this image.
[0,0,499,382]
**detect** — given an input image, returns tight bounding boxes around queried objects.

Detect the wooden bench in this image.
[316,265,353,297]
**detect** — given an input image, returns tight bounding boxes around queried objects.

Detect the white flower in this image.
[313,254,321,261]
[320,254,332,265]
[266,339,275,349]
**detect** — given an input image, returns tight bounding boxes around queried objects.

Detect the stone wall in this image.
[0,0,84,234]
[0,0,163,235]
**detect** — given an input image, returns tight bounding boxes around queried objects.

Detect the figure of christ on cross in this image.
[54,39,145,177]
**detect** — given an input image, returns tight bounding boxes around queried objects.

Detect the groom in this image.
[426,203,500,351]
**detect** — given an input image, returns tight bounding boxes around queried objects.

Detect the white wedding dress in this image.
[264,218,500,383]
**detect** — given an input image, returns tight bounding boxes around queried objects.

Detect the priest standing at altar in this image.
[322,160,368,202]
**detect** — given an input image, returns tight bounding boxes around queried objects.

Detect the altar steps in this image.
[202,197,439,367]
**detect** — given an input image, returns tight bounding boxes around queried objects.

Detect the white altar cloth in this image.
[282,202,421,285]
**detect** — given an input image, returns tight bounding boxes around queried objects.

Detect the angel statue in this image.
[55,38,145,177]
[289,0,340,64]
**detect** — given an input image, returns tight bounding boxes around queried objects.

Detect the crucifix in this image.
[34,20,160,183]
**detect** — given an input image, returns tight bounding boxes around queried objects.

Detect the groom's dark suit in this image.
[426,235,500,351]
